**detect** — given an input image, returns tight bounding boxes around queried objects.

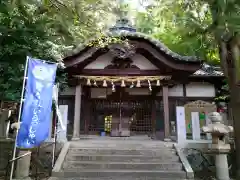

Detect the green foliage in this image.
[0,0,116,101]
[135,0,220,65]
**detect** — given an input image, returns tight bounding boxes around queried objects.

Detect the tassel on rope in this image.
[148,80,152,91]
[111,81,115,92]
[86,79,91,86]
[136,80,141,87]
[93,80,97,86]
[130,82,134,88]
[103,80,107,87]
[121,80,126,87]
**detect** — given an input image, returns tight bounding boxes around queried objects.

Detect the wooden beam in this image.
[67,68,195,77]
[77,69,163,76]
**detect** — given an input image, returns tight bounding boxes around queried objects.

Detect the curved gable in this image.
[64,31,202,76]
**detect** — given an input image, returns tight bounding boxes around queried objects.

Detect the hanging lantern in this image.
[103,80,107,87]
[130,82,134,88]
[156,79,160,86]
[111,81,115,92]
[121,80,126,87]
[86,79,91,86]
[136,80,141,87]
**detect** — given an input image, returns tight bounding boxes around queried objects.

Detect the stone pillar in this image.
[15,150,31,180]
[215,154,230,180]
[72,84,82,140]
[163,86,170,139]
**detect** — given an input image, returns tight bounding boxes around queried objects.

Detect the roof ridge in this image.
[64,31,201,63]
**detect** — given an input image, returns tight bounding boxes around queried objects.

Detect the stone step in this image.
[70,142,173,149]
[62,161,183,171]
[66,154,180,162]
[68,148,177,156]
[54,170,187,179]
[50,177,187,180]
[69,146,176,150]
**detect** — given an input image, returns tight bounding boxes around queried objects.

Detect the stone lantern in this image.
[202,112,233,180]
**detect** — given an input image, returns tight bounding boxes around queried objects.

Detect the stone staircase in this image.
[52,139,191,180]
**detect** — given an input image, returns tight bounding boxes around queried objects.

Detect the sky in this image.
[125,0,152,12]
[98,0,153,29]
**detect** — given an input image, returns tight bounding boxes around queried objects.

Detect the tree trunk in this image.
[219,36,240,177]
[230,87,240,177]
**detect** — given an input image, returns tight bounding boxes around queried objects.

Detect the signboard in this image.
[191,112,201,140]
[57,105,68,142]
[205,112,212,140]
[176,106,186,144]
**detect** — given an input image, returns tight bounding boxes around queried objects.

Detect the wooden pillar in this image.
[183,84,187,104]
[151,87,160,137]
[84,87,91,134]
[72,84,82,140]
[163,86,170,139]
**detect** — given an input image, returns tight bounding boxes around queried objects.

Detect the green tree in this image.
[0,0,116,101]
[136,0,219,64]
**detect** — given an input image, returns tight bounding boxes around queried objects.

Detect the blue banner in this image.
[17,57,57,148]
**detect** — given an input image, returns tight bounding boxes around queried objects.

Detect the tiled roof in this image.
[193,63,224,76]
[65,30,201,63]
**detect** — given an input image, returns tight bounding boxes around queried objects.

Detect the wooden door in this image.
[111,115,121,136]
[119,89,131,136]
[109,88,121,137]
[109,88,130,137]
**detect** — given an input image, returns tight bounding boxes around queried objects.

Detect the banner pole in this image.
[9,56,30,180]
[51,83,59,170]
[52,105,58,168]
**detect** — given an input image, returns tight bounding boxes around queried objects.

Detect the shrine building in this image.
[59,18,224,140]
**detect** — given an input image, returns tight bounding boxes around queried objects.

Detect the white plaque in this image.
[57,105,68,142]
[205,112,212,140]
[191,112,201,140]
[176,106,186,145]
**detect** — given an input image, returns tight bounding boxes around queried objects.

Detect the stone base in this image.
[71,137,80,141]
[13,177,31,180]
[121,130,130,137]
[164,138,172,142]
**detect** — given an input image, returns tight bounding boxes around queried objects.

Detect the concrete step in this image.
[50,177,188,180]
[62,161,183,171]
[70,140,174,149]
[66,154,180,162]
[68,148,177,156]
[54,170,187,179]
